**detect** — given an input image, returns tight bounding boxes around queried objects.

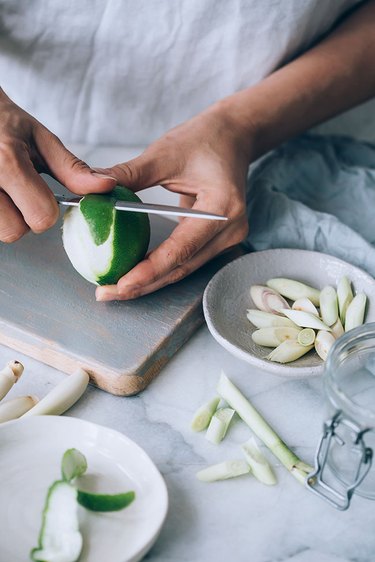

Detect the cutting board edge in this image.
[0,302,205,396]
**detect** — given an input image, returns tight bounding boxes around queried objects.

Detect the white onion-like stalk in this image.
[246,310,298,329]
[345,293,367,332]
[315,330,336,361]
[267,278,320,306]
[331,318,344,339]
[320,286,338,327]
[191,396,220,432]
[337,276,353,324]
[280,309,331,331]
[241,437,277,486]
[0,360,24,401]
[0,395,38,423]
[250,285,290,315]
[251,327,300,348]
[196,460,251,482]
[267,340,313,363]
[297,328,316,347]
[292,298,319,316]
[205,407,235,444]
[22,368,89,417]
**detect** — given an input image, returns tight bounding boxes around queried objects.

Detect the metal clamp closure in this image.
[306,411,373,510]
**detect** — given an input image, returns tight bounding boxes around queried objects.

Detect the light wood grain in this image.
[0,204,241,395]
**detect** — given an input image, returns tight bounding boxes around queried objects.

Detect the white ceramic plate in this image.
[0,416,168,562]
[203,249,375,377]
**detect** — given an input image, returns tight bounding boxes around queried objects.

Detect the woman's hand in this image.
[95,105,252,301]
[0,89,116,242]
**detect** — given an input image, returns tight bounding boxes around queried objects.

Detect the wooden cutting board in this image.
[0,204,241,395]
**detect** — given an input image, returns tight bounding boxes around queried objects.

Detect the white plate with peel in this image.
[0,416,168,562]
[203,249,375,378]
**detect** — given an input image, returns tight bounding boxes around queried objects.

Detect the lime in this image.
[62,186,150,285]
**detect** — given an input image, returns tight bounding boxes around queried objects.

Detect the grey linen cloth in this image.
[244,134,375,277]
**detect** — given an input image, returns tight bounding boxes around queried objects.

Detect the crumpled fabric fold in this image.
[244,134,375,277]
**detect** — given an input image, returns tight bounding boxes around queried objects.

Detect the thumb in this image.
[34,126,117,194]
[103,152,166,192]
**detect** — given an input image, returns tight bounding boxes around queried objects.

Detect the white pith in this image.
[62,206,115,285]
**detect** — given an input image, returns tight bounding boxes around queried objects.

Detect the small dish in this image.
[203,249,375,378]
[0,416,168,562]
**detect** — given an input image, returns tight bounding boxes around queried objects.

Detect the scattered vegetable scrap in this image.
[192,372,314,486]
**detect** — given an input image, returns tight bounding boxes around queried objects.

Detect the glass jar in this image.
[307,323,375,510]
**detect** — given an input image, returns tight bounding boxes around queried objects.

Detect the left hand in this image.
[95,104,253,301]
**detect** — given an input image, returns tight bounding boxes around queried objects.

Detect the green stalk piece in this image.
[251,327,300,348]
[319,286,338,327]
[191,396,220,432]
[31,481,82,562]
[345,293,367,332]
[267,340,313,363]
[217,372,314,484]
[241,437,277,486]
[247,310,298,329]
[77,490,135,512]
[337,276,353,324]
[266,278,321,306]
[297,328,316,347]
[205,407,235,444]
[196,460,251,482]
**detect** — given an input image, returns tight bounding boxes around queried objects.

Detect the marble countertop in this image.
[2,145,374,562]
[2,326,374,562]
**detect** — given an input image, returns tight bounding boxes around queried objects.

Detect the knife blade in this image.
[54,194,228,221]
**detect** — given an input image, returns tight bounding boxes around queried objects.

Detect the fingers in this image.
[0,190,29,242]
[96,217,249,301]
[0,142,60,233]
[104,150,173,191]
[33,125,117,195]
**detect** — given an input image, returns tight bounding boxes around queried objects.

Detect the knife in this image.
[54,194,228,221]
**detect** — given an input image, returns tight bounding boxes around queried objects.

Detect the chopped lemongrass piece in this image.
[320,286,338,327]
[77,490,135,512]
[0,395,38,423]
[217,372,313,484]
[246,310,298,329]
[315,330,336,361]
[251,327,300,348]
[0,360,24,401]
[267,278,320,306]
[345,293,367,332]
[22,368,89,417]
[250,285,290,315]
[337,276,353,324]
[292,298,319,316]
[297,328,316,347]
[196,460,251,482]
[267,340,313,363]
[331,318,344,339]
[191,396,220,432]
[241,437,277,486]
[280,309,331,331]
[205,407,235,444]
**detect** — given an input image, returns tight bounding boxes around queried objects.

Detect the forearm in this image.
[216,0,375,159]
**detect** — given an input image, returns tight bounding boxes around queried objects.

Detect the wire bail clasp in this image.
[306,411,373,510]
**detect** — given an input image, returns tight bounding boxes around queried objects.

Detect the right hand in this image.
[0,89,116,242]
